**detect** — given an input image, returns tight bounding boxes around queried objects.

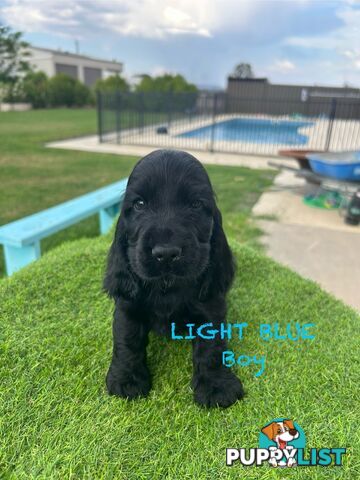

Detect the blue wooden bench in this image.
[0,178,128,276]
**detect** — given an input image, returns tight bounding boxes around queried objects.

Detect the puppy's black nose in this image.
[289,429,297,436]
[152,245,182,262]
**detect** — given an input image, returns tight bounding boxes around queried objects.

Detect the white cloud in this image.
[270,59,296,73]
[343,49,357,59]
[0,0,312,40]
[1,1,83,32]
[285,4,360,54]
[162,6,211,37]
[0,0,261,39]
[96,1,214,38]
[282,3,360,84]
[150,65,174,76]
[2,0,359,86]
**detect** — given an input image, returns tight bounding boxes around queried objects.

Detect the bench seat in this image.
[0,178,128,275]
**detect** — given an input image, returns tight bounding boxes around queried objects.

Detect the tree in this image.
[0,24,30,85]
[95,74,129,92]
[134,74,198,112]
[231,63,254,79]
[136,73,197,94]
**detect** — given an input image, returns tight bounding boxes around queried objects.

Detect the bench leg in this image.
[3,241,41,276]
[99,205,120,234]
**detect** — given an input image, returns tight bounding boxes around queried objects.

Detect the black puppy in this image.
[104,149,244,408]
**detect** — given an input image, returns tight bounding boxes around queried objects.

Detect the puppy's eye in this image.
[133,199,146,211]
[191,200,203,209]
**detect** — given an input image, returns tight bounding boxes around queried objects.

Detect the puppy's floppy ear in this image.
[284,419,296,430]
[103,216,139,300]
[199,206,235,301]
[261,422,276,440]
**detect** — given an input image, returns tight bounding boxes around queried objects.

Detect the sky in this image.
[1,0,360,89]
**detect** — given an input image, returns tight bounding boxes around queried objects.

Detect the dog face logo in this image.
[261,419,299,450]
[259,418,305,468]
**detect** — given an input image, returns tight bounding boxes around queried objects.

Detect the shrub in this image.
[22,71,49,108]
[74,80,93,106]
[1,80,25,102]
[95,74,129,92]
[48,73,91,107]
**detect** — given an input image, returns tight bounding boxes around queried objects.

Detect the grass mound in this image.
[0,234,359,479]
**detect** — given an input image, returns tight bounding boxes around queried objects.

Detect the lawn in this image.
[0,108,274,276]
[1,108,359,478]
[0,233,359,479]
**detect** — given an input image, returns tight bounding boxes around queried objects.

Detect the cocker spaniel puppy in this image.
[104,149,244,408]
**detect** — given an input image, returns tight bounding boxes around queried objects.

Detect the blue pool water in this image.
[178,118,313,145]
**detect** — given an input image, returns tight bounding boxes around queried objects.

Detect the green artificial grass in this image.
[1,232,359,479]
[0,109,274,277]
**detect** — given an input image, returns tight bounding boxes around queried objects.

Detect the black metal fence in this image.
[97,91,360,156]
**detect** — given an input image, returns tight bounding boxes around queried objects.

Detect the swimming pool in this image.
[178,118,313,145]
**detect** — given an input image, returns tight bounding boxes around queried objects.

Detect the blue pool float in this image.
[307,151,360,181]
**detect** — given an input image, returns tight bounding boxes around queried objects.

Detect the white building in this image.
[28,47,123,86]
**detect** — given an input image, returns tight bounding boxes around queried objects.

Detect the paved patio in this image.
[253,170,360,310]
[47,135,286,169]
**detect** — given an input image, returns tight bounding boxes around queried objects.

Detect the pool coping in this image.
[46,134,291,170]
[95,113,360,155]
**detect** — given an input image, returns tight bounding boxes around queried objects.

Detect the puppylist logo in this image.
[226,418,346,468]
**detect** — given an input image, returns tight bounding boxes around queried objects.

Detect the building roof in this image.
[227,75,360,92]
[227,76,268,83]
[30,46,122,67]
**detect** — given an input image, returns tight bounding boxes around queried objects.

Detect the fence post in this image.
[325,98,337,151]
[139,92,144,134]
[115,90,121,144]
[210,93,217,152]
[97,90,103,143]
[167,91,173,129]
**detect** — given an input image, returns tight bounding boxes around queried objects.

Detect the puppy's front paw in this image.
[106,366,151,400]
[192,370,244,408]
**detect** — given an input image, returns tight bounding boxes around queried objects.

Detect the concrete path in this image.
[258,220,360,310]
[253,171,360,311]
[47,135,289,170]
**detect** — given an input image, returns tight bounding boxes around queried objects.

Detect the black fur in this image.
[104,149,244,408]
